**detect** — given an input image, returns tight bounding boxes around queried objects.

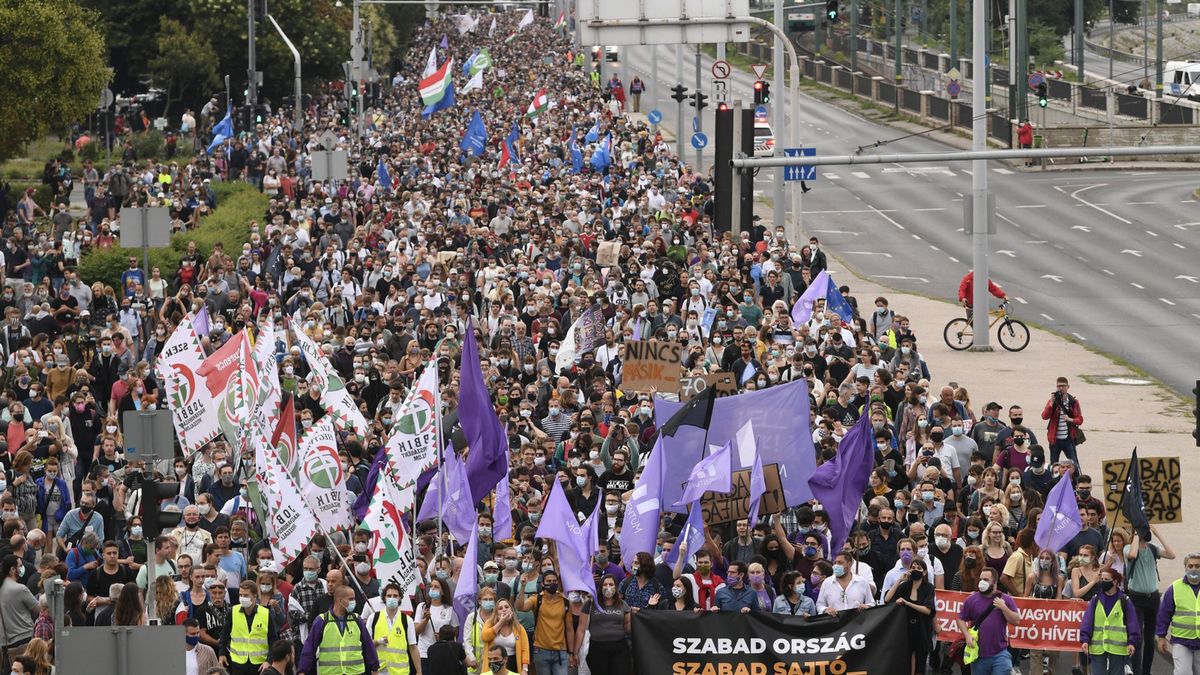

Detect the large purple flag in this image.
[806,411,875,554]
[415,445,475,544]
[193,306,211,336]
[675,441,733,506]
[656,380,816,511]
[453,523,480,630]
[493,451,514,541]
[790,270,831,326]
[619,437,665,569]
[663,499,706,568]
[1035,474,1084,553]
[747,446,766,526]
[536,480,598,595]
[460,319,508,502]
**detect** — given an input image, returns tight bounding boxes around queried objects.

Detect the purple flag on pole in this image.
[439,35,449,49]
[493,450,514,541]
[747,446,766,526]
[460,319,508,503]
[536,480,598,595]
[453,523,480,630]
[415,445,476,544]
[790,270,831,326]
[675,441,733,506]
[352,442,389,520]
[619,437,665,569]
[193,306,210,336]
[806,411,876,554]
[1035,474,1084,553]
[663,500,706,568]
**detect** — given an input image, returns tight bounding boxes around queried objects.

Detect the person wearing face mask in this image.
[298,585,379,675]
[221,579,281,674]
[171,506,215,563]
[184,617,223,675]
[885,558,936,675]
[366,583,420,675]
[0,554,38,663]
[773,570,816,617]
[970,401,1008,462]
[956,568,1021,675]
[816,553,875,616]
[414,577,458,672]
[518,570,574,675]
[576,573,632,675]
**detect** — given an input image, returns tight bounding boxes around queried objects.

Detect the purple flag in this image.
[619,437,665,569]
[747,446,766,526]
[416,445,475,544]
[193,306,210,336]
[493,451,514,541]
[352,442,389,520]
[535,480,598,596]
[460,319,508,502]
[806,411,875,554]
[439,35,449,49]
[663,500,706,568]
[675,441,733,506]
[1035,474,1084,553]
[790,270,831,326]
[453,523,480,630]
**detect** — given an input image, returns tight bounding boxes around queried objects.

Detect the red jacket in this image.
[957,273,1007,306]
[1041,394,1083,444]
[1017,123,1034,146]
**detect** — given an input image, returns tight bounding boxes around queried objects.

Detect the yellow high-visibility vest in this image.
[229,607,269,665]
[372,610,411,674]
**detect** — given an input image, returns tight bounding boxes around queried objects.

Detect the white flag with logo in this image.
[253,318,282,428]
[157,314,221,454]
[384,361,440,492]
[362,472,423,612]
[297,417,353,532]
[291,317,370,433]
[256,428,320,562]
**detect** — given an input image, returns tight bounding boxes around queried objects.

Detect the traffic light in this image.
[1193,381,1199,446]
[670,84,689,103]
[690,91,708,111]
[717,102,729,111]
[1036,82,1048,108]
[753,80,764,104]
[254,0,268,21]
[141,479,183,541]
[826,0,840,21]
[240,105,254,130]
[254,105,267,124]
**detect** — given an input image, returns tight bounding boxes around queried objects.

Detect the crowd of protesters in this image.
[0,9,1195,675]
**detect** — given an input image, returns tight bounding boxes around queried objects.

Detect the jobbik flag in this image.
[384,360,441,491]
[157,314,221,454]
[297,417,354,532]
[252,317,282,429]
[290,317,370,433]
[256,435,320,563]
[196,330,259,456]
[632,604,910,675]
[361,472,423,612]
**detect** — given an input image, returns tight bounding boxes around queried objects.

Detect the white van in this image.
[1163,61,1200,99]
[753,117,775,157]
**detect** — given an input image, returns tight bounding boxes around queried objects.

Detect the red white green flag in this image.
[525,88,548,119]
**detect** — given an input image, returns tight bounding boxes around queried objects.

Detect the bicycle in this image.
[943,301,1030,352]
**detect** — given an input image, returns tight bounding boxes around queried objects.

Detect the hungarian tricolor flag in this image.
[419,58,453,107]
[525,88,548,119]
[553,11,566,30]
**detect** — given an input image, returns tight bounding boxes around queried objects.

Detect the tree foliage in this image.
[0,0,110,163]
[150,17,222,117]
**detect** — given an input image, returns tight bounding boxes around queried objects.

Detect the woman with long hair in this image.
[1100,527,1130,576]
[1028,548,1066,675]
[773,570,816,617]
[654,575,697,612]
[154,574,178,624]
[983,522,1013,578]
[952,545,984,592]
[579,574,632,675]
[482,596,530,675]
[113,583,144,626]
[884,557,936,675]
[23,637,53,675]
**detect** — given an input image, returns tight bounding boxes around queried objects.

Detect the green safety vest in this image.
[318,612,366,675]
[1170,580,1200,640]
[372,611,410,675]
[229,606,269,665]
[1088,596,1129,655]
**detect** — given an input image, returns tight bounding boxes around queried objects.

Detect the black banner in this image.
[633,604,911,675]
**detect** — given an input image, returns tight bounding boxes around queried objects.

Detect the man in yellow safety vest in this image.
[1080,568,1140,675]
[298,585,380,675]
[369,583,421,674]
[1156,553,1200,673]
[221,580,281,675]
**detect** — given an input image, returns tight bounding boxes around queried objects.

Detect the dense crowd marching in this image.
[0,9,1197,675]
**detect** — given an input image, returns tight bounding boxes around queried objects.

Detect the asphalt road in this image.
[618,45,1200,398]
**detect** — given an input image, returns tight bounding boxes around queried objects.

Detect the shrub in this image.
[77,181,267,290]
[130,130,165,160]
[78,139,102,162]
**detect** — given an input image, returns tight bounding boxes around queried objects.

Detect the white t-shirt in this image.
[414,602,458,657]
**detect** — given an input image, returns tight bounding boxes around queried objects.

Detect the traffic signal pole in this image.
[970,0,991,350]
[773,0,786,232]
[695,50,704,170]
[676,44,685,157]
[247,0,258,111]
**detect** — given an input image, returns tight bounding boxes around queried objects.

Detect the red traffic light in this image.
[753,81,764,91]
[717,102,730,111]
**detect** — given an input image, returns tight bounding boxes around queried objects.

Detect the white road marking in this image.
[1040,313,1056,322]
[812,229,861,236]
[996,250,1016,257]
[911,234,921,239]
[1057,184,1133,225]
[1102,269,1115,275]
[1013,297,1028,304]
[845,251,894,257]
[1160,298,1176,306]
[805,209,891,214]
[877,275,930,283]
[1129,201,1157,205]
[1041,274,1063,282]
[1071,225,1091,232]
[867,205,908,231]
[1121,249,1143,257]
[948,256,959,263]
[1174,243,1187,249]
[851,171,870,179]
[1014,204,1046,208]
[995,168,1014,175]
[1146,230,1159,237]
[929,245,940,251]
[826,173,842,180]
[912,207,947,212]
[1131,282,1145,289]
[1072,333,1089,341]
[1177,275,1198,283]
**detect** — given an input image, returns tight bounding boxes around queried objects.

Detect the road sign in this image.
[1028,71,1045,89]
[712,80,729,105]
[318,129,339,149]
[647,109,663,125]
[98,88,114,110]
[752,64,769,80]
[711,60,731,79]
[783,147,816,181]
[120,207,171,249]
[946,79,961,98]
[122,410,175,463]
[754,105,769,118]
[691,132,709,149]
[350,44,365,61]
[946,67,961,81]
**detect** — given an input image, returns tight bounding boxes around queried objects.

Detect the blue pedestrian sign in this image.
[783,147,816,181]
[690,132,709,149]
[647,109,662,125]
[754,105,769,118]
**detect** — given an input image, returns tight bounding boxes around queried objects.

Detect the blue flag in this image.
[585,121,600,144]
[590,133,611,171]
[569,126,583,174]
[462,49,478,77]
[377,156,392,193]
[806,411,876,554]
[206,107,234,155]
[1035,474,1084,553]
[459,110,488,157]
[421,81,456,119]
[824,280,856,323]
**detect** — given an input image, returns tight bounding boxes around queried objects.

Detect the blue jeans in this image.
[1091,652,1128,675]
[1050,438,1079,469]
[974,650,1014,675]
[532,647,568,675]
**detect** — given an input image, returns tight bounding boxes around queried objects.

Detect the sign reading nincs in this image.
[624,340,683,392]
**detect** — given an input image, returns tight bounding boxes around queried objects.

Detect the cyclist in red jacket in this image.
[958,272,1007,316]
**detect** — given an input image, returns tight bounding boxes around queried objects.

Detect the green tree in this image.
[150,18,222,117]
[0,0,109,163]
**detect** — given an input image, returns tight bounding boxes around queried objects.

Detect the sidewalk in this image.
[764,198,1197,581]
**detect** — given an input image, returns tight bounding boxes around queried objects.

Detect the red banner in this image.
[935,590,1089,652]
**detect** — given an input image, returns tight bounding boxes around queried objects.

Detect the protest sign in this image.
[623,340,683,392]
[1102,455,1182,525]
[597,241,621,267]
[934,590,1087,652]
[701,464,785,524]
[679,372,737,400]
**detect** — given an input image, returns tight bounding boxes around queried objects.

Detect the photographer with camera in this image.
[1040,376,1084,470]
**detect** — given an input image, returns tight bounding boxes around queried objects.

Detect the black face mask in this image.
[878,521,892,530]
[930,432,945,442]
[910,570,926,582]
[1010,417,1024,426]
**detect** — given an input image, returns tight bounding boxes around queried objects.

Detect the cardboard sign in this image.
[679,372,738,400]
[623,340,683,393]
[935,590,1087,652]
[596,241,621,267]
[701,464,785,524]
[1103,455,1182,526]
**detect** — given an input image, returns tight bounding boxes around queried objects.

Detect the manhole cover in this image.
[1104,377,1152,386]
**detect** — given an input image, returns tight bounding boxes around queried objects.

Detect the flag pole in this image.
[435,357,447,559]
[1101,446,1137,562]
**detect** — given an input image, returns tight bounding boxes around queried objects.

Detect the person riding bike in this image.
[958,272,1007,319]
